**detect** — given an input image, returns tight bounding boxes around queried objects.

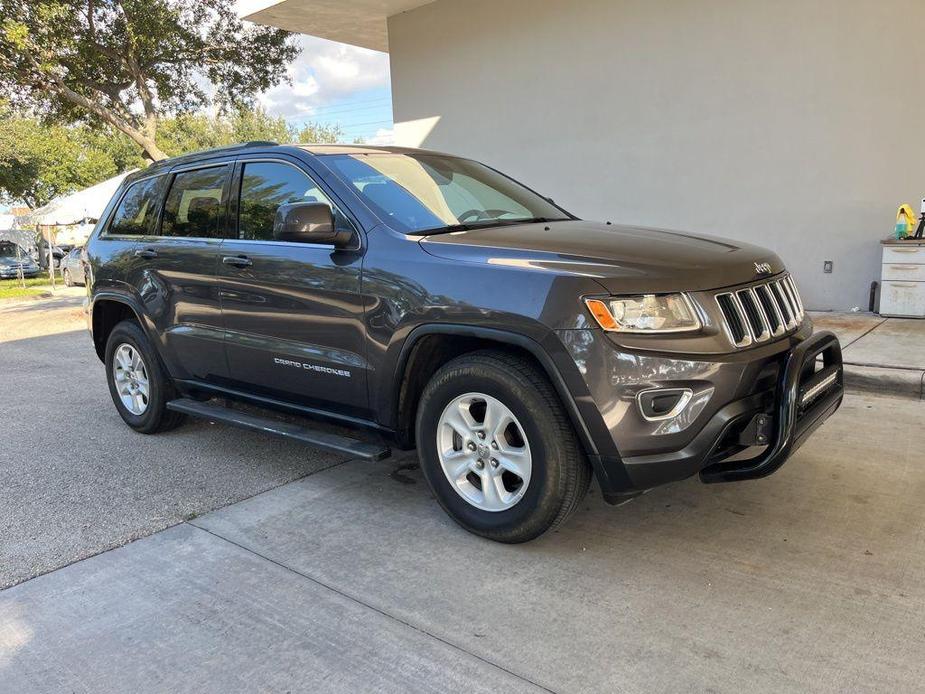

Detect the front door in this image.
[218,157,369,419]
[128,162,232,383]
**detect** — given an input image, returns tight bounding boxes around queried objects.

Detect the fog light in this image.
[636,388,693,421]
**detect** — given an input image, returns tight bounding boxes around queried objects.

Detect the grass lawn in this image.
[0,276,60,300]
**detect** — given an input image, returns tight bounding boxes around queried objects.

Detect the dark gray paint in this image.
[85,143,841,502]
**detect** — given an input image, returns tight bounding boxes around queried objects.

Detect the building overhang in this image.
[237,0,432,52]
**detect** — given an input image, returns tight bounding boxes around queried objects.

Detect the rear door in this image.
[127,161,232,383]
[218,156,368,418]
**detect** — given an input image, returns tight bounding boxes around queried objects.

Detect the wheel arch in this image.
[90,292,151,362]
[387,325,609,466]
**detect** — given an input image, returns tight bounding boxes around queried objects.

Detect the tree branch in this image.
[43,70,165,160]
[114,0,157,141]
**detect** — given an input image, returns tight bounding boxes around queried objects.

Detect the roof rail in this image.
[243,140,278,147]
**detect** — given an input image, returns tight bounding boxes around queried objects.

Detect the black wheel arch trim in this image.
[386,323,629,493]
[90,290,159,361]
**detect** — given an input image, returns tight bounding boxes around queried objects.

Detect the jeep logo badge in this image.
[754,262,772,274]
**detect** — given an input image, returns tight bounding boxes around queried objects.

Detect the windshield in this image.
[323,153,571,234]
[0,241,25,260]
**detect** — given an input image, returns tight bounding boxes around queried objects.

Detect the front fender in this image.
[379,322,630,496]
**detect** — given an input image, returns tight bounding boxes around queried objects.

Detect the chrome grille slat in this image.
[715,293,752,348]
[771,281,796,328]
[754,284,785,336]
[735,288,770,342]
[716,273,804,349]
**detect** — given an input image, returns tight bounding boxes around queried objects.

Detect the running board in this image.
[166,398,391,461]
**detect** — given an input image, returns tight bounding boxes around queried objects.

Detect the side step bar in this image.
[166,398,392,461]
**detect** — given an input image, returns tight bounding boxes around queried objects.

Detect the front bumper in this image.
[559,328,843,503]
[0,268,39,279]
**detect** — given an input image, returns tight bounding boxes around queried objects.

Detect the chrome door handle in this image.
[134,248,158,259]
[222,255,253,268]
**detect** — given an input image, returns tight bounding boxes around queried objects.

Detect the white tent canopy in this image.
[16,169,137,228]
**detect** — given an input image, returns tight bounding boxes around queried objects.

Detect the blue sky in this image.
[259,35,394,144]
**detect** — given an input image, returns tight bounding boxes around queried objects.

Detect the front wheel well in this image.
[91,299,140,361]
[394,333,572,450]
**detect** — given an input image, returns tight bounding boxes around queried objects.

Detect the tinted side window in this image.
[108,176,165,236]
[161,166,229,238]
[238,162,347,241]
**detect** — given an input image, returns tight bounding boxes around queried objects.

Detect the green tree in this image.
[155,108,343,157]
[0,105,348,207]
[0,110,140,207]
[0,0,298,161]
[296,121,344,144]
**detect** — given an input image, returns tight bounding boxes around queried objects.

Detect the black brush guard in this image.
[700,330,844,484]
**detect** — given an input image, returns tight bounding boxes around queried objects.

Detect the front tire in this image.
[105,320,184,434]
[416,351,591,543]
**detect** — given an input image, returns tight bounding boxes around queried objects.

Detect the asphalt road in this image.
[0,294,346,588]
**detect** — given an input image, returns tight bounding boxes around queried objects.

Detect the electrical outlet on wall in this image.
[823,260,833,273]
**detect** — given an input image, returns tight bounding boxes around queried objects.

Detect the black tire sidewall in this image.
[105,321,171,433]
[417,358,570,541]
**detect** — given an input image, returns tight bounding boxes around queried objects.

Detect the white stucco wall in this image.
[388,0,925,310]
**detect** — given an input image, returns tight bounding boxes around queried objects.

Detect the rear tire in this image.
[105,320,184,434]
[416,351,591,543]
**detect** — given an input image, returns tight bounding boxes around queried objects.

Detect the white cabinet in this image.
[880,242,925,317]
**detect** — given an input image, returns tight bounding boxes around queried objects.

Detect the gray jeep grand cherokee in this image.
[85,142,843,542]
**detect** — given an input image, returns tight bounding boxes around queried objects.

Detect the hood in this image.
[418,220,786,293]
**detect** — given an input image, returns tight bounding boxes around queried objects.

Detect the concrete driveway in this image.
[2,295,924,693]
[0,294,345,589]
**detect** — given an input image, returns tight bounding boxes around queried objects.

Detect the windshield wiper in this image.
[420,217,566,235]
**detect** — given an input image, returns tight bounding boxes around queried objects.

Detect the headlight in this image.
[585,294,701,333]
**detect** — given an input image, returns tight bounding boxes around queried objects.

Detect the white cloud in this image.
[260,35,391,119]
[366,127,396,146]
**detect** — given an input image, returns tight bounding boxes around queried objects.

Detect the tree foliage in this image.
[0,107,139,207]
[0,0,299,161]
[156,108,343,157]
[0,105,344,207]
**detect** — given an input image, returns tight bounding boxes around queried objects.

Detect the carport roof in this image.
[236,0,433,52]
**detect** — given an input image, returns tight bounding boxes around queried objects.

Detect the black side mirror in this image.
[273,202,353,247]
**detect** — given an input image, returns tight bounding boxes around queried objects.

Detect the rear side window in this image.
[238,161,348,241]
[108,176,165,236]
[161,166,229,238]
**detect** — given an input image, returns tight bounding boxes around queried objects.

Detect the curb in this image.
[842,363,925,400]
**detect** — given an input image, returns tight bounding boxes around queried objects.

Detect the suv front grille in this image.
[715,274,804,348]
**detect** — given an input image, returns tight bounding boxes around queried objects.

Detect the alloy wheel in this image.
[112,343,150,415]
[436,392,532,512]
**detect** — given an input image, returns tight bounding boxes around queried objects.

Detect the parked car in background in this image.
[60,247,85,286]
[0,241,40,279]
[35,237,66,270]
